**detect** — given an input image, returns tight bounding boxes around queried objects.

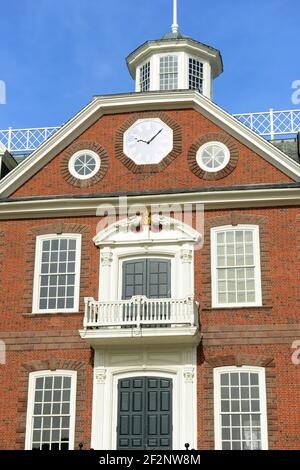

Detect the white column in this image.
[180,245,193,298]
[91,351,107,449]
[181,347,197,449]
[99,247,113,301]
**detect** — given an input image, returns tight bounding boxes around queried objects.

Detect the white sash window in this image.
[211,225,262,308]
[214,366,268,450]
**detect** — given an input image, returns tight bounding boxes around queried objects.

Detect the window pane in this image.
[220,373,229,385]
[30,374,74,450]
[222,442,231,450]
[37,237,79,311]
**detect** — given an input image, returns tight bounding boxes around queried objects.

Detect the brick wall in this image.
[0,108,300,449]
[0,207,300,448]
[12,109,292,198]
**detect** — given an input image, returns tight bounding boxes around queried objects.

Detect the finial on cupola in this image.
[172,0,179,34]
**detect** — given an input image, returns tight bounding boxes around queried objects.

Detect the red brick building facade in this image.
[1,25,300,451]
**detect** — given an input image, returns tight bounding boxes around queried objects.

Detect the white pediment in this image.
[93,215,201,247]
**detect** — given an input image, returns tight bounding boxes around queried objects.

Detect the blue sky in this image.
[0,0,299,129]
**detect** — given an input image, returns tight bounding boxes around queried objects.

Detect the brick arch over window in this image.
[187,132,239,180]
[201,214,270,310]
[61,140,109,188]
[16,359,89,450]
[205,354,274,368]
[23,222,91,314]
[198,350,278,449]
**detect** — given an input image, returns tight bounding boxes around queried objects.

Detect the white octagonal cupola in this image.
[126,2,223,100]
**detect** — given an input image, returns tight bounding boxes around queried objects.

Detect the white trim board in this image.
[1,186,300,219]
[0,90,300,198]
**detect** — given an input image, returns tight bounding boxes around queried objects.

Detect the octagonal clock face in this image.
[123,118,173,165]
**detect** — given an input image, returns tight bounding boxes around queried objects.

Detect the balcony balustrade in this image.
[80,296,201,345]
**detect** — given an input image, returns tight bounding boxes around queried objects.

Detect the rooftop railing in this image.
[233,108,300,140]
[0,127,60,154]
[1,109,300,154]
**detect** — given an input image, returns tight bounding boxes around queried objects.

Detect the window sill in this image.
[202,305,272,311]
[23,311,81,317]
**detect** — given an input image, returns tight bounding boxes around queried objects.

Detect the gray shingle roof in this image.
[270,138,299,163]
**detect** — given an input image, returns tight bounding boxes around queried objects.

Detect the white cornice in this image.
[0,90,300,198]
[1,187,300,219]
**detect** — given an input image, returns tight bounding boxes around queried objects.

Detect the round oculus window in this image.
[196,142,230,173]
[68,150,101,180]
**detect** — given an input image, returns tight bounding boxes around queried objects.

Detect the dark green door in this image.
[122,259,171,299]
[122,259,171,325]
[117,377,173,450]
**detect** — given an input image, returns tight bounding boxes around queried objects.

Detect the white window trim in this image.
[187,55,204,92]
[197,141,230,173]
[213,366,268,450]
[159,53,180,91]
[32,233,82,314]
[211,225,262,308]
[184,53,210,97]
[25,370,77,450]
[138,60,151,93]
[152,52,185,90]
[68,150,101,180]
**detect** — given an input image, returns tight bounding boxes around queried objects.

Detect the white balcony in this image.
[79,296,201,346]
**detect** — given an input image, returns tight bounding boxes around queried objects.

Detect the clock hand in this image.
[134,137,148,144]
[147,128,163,144]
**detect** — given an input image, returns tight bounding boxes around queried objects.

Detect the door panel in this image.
[145,378,172,449]
[118,378,144,449]
[117,377,173,450]
[147,260,171,299]
[122,259,171,325]
[122,260,147,300]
